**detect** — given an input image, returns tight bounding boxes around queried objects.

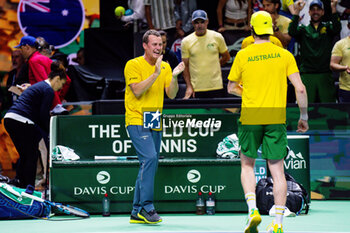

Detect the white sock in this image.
[275,205,285,224]
[245,192,257,212]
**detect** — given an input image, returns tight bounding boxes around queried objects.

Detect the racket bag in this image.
[0,183,50,219]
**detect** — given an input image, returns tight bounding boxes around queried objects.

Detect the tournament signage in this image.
[55,114,237,158]
[17,0,85,48]
[285,135,310,199]
[50,115,309,213]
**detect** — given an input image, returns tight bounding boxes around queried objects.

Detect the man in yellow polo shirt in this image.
[181,9,230,99]
[124,29,184,224]
[330,18,350,102]
[227,11,308,233]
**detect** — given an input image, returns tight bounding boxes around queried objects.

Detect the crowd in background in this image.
[117,0,350,103]
[0,0,349,189]
[0,0,349,113]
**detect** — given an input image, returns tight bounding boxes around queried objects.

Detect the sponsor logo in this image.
[74,186,134,196]
[164,169,227,194]
[284,147,306,170]
[187,169,201,183]
[143,110,161,129]
[96,171,110,184]
[164,185,226,194]
[74,171,134,196]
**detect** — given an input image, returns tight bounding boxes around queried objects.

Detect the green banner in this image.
[53,114,238,159]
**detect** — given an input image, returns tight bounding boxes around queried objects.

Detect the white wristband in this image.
[300,113,308,121]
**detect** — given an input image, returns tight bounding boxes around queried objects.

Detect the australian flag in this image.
[18,0,85,48]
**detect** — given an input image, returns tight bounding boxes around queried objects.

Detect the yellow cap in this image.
[250,11,273,35]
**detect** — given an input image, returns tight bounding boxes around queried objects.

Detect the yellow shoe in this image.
[244,208,262,233]
[129,213,145,224]
[266,220,284,233]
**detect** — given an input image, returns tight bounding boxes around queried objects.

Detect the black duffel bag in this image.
[256,173,309,215]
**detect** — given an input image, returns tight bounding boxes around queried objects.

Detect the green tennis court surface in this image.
[2,200,349,233]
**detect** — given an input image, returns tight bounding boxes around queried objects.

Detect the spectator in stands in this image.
[263,0,292,48]
[227,11,308,233]
[174,0,197,38]
[4,50,27,109]
[124,30,184,224]
[144,0,177,47]
[3,61,67,188]
[330,18,350,102]
[337,0,350,39]
[36,37,54,57]
[117,0,148,31]
[280,0,298,16]
[16,36,51,84]
[217,0,253,32]
[15,35,71,112]
[288,0,341,103]
[181,10,230,99]
[72,48,85,66]
[171,0,197,63]
[252,0,264,12]
[51,52,69,69]
[159,30,179,69]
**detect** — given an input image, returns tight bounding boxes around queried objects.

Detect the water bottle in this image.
[196,192,205,215]
[102,193,110,216]
[206,192,215,215]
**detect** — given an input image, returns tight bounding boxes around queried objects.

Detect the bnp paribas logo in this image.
[284,147,306,170]
[96,171,110,184]
[187,169,201,183]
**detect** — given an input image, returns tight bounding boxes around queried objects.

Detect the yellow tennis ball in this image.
[114,6,125,17]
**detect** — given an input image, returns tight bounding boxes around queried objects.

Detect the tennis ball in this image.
[114,6,125,17]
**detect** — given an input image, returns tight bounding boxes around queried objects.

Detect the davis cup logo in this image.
[187,169,201,183]
[17,0,85,48]
[97,171,110,184]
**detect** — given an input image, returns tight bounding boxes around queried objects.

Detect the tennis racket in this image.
[0,183,89,218]
[20,192,90,218]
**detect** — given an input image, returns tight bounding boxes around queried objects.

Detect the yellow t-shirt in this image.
[241,35,283,49]
[281,0,294,12]
[181,30,228,92]
[332,37,350,91]
[228,42,299,125]
[124,56,172,127]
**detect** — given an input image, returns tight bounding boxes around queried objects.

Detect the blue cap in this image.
[309,0,324,9]
[14,36,36,48]
[192,10,208,22]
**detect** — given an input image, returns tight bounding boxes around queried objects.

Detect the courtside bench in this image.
[49,114,309,214]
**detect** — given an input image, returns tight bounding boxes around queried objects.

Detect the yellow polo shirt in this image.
[332,37,350,91]
[181,29,228,92]
[124,56,172,127]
